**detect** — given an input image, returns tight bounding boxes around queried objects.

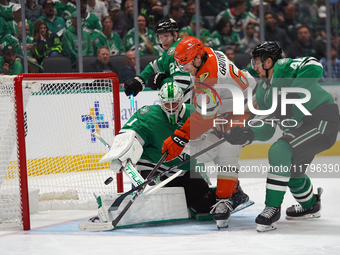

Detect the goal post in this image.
[1,73,122,231]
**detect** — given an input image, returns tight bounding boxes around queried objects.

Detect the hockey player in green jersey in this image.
[124,19,192,102]
[102,82,216,214]
[225,41,340,232]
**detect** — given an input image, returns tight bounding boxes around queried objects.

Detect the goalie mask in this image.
[159,82,184,125]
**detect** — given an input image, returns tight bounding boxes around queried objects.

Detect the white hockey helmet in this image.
[158,82,184,124]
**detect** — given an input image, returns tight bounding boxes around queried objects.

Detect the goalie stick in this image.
[79,151,169,231]
[108,137,229,212]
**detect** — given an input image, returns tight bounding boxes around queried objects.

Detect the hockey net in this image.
[0,73,122,230]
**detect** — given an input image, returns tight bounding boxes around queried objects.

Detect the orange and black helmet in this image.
[174,36,205,65]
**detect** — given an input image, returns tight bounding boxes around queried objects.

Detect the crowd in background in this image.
[0,0,339,80]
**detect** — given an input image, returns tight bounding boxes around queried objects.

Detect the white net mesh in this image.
[0,75,120,229]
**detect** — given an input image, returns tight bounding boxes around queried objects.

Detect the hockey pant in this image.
[265,104,340,208]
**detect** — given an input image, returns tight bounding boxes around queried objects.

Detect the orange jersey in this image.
[182,47,257,140]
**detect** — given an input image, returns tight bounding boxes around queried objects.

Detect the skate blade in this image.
[256,223,277,232]
[286,211,321,220]
[216,219,229,229]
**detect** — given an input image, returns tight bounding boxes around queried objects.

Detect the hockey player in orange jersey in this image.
[162,36,257,229]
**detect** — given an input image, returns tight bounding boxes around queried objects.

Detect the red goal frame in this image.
[14,73,122,230]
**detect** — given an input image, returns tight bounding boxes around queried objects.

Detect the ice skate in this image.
[210,198,233,229]
[286,187,323,220]
[231,183,250,210]
[255,206,281,232]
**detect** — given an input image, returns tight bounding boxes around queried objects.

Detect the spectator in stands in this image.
[320,44,340,81]
[200,0,229,16]
[37,0,66,37]
[124,14,161,55]
[3,21,39,73]
[54,0,76,21]
[211,17,243,52]
[216,0,249,38]
[264,0,284,23]
[279,3,299,42]
[123,0,134,32]
[177,0,210,30]
[87,0,108,20]
[0,17,10,44]
[91,16,125,56]
[224,46,235,63]
[0,45,23,75]
[120,50,145,85]
[263,12,291,53]
[62,12,94,67]
[240,22,260,54]
[0,0,14,22]
[248,0,267,33]
[179,15,216,48]
[160,3,184,25]
[286,25,324,60]
[33,20,63,65]
[3,21,35,58]
[140,0,164,30]
[25,0,43,25]
[66,0,102,35]
[314,6,328,49]
[9,4,34,36]
[84,45,119,74]
[109,3,127,39]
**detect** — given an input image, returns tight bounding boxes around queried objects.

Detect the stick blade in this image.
[78,221,114,231]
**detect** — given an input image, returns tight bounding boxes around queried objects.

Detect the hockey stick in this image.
[78,138,227,232]
[109,137,228,211]
[129,94,135,115]
[111,152,171,229]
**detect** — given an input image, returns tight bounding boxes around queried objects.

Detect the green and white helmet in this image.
[158,82,184,124]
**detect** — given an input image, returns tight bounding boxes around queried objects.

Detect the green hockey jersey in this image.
[253,57,335,141]
[121,104,195,172]
[138,38,191,101]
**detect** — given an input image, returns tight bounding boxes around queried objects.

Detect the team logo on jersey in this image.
[199,72,209,83]
[139,106,150,115]
[167,47,175,56]
[278,58,289,65]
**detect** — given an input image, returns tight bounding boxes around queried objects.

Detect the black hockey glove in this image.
[147,73,167,90]
[124,76,146,97]
[224,126,254,145]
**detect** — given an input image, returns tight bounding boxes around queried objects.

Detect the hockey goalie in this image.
[82,82,218,229]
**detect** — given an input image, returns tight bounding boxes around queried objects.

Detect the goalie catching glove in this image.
[224,126,254,146]
[147,73,167,90]
[99,130,143,173]
[162,129,189,161]
[124,76,146,97]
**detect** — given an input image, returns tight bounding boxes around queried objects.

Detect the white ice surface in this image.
[1,156,340,255]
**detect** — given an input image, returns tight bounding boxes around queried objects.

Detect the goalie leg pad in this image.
[97,187,189,227]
